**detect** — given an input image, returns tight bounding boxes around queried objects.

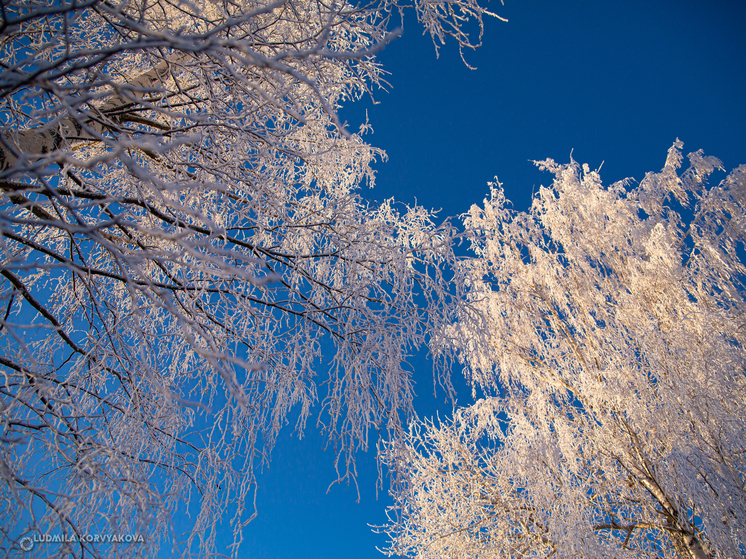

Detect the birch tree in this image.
[383,142,746,559]
[0,0,499,556]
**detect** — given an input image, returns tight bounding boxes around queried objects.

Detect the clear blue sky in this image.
[211,1,746,557]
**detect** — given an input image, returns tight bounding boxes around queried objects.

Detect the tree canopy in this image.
[0,0,498,556]
[4,1,744,558]
[383,142,746,559]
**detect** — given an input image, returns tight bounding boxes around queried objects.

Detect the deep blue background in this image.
[198,1,746,557]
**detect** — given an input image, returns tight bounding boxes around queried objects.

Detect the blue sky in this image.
[228,1,746,557]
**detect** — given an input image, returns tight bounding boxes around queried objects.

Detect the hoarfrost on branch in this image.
[383,142,746,559]
[0,0,498,555]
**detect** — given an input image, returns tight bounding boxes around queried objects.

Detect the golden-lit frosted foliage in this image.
[385,143,746,559]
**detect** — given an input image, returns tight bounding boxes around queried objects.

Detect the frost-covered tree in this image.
[0,0,500,556]
[383,142,746,559]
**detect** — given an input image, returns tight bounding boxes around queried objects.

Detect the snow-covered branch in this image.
[384,143,746,559]
[0,0,501,556]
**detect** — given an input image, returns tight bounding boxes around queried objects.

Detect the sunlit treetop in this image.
[384,142,746,559]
